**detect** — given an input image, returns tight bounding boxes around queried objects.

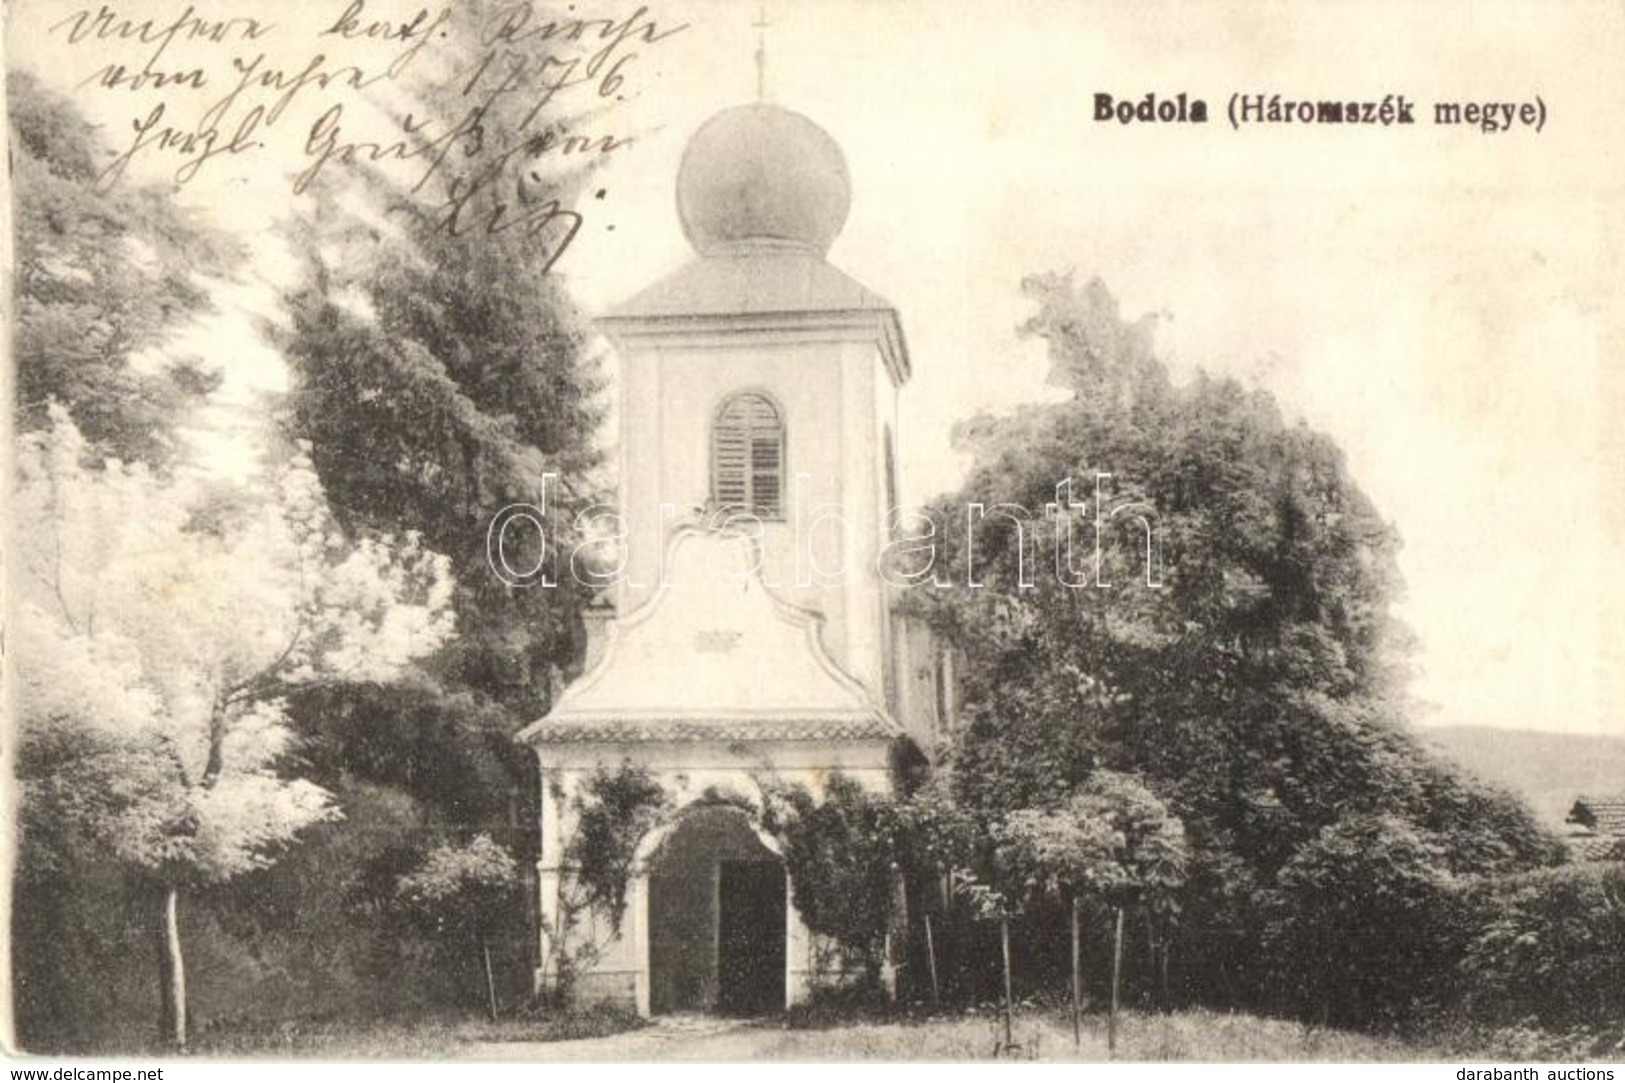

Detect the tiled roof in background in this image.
[1567,794,1625,834]
[1566,833,1625,862]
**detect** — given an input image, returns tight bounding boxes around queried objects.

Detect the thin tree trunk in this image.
[1070,898,1082,1047]
[1145,909,1157,1007]
[156,884,187,1052]
[999,917,1014,1052]
[882,932,897,1002]
[1108,906,1124,1058]
[483,937,500,1022]
[924,913,940,1007]
[1158,936,1171,1013]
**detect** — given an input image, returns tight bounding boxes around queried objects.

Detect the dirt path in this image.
[462,1015,787,1061]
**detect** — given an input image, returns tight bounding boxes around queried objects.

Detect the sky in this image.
[8,0,1623,737]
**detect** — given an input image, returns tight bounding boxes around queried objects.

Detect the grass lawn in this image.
[184,1005,1445,1061]
[750,1007,1430,1062]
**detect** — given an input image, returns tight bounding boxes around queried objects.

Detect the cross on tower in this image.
[752,4,771,100]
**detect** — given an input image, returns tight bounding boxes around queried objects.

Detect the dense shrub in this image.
[1262,815,1476,1029]
[12,781,532,1052]
[1460,861,1625,1031]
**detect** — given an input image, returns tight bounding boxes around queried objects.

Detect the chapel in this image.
[519,100,948,1015]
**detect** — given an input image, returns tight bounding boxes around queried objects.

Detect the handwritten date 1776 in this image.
[57,1,686,264]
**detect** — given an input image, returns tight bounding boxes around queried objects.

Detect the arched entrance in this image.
[647,804,787,1015]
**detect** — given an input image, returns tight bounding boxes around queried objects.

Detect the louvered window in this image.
[712,392,785,518]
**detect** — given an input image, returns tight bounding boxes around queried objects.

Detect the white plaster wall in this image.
[616,331,895,700]
[557,529,875,719]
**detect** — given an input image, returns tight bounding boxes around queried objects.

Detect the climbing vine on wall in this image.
[544,762,671,1003]
[759,773,901,985]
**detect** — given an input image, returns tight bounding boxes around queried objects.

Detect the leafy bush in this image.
[1000,772,1188,911]
[397,836,519,940]
[782,981,898,1029]
[1460,861,1625,1030]
[1263,814,1473,1029]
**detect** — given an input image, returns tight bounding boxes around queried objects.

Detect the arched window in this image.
[712,391,785,517]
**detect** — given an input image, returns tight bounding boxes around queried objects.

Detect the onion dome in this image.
[676,103,851,256]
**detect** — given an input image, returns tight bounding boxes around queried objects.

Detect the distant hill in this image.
[1419,725,1625,829]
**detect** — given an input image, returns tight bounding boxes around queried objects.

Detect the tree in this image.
[396,836,520,1021]
[907,271,1559,1022]
[9,72,239,466]
[13,409,455,1049]
[278,0,605,722]
[999,771,1187,1049]
[892,779,983,1004]
[999,792,1105,1042]
[274,5,611,973]
[949,861,1024,1054]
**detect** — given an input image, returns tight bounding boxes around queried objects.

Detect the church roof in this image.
[518,524,905,750]
[606,243,897,321]
[601,244,911,386]
[526,714,898,745]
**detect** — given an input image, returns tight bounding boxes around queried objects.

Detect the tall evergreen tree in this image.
[9,72,240,467]
[273,2,613,973]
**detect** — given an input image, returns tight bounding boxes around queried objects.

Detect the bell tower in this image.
[522,100,927,1016]
[599,102,911,700]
